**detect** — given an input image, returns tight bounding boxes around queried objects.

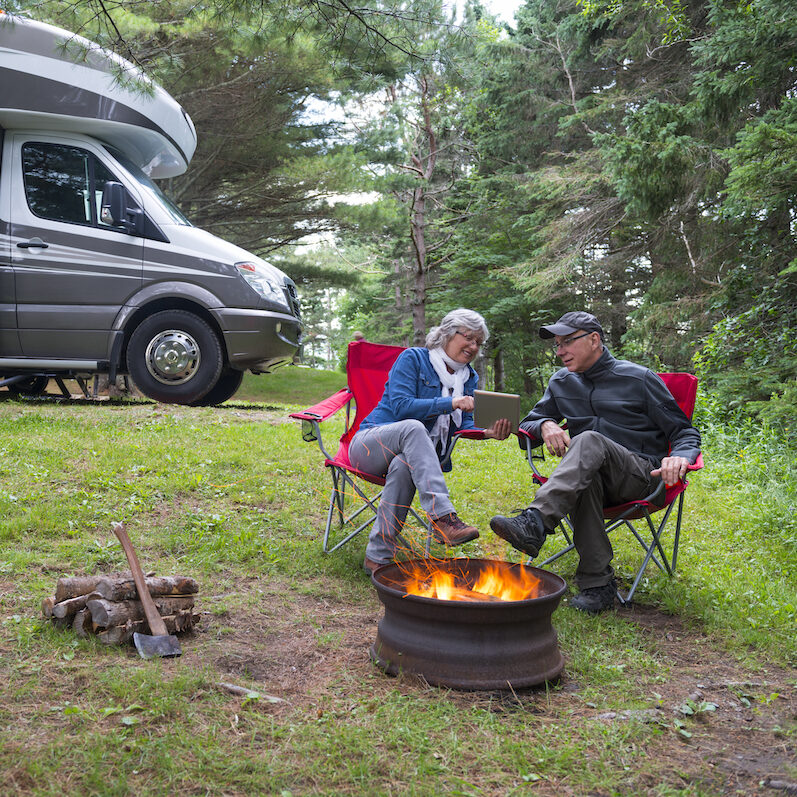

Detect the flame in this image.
[402,560,541,602]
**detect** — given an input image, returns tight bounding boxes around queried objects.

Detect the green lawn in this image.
[0,370,794,796]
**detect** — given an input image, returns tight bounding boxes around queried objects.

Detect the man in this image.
[489,311,701,613]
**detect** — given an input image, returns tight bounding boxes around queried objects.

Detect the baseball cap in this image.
[539,311,605,340]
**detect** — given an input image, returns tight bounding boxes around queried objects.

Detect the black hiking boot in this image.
[489,508,547,558]
[569,580,617,614]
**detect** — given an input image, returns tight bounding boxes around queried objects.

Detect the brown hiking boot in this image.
[431,512,479,546]
[363,556,387,576]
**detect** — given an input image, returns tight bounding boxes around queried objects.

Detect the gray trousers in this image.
[532,431,661,589]
[349,420,454,563]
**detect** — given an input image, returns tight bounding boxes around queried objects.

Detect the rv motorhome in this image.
[0,12,302,404]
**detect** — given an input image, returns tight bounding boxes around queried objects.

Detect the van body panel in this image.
[0,357,99,370]
[211,307,302,366]
[0,15,196,177]
[6,132,145,358]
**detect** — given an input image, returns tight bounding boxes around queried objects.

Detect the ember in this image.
[402,559,542,602]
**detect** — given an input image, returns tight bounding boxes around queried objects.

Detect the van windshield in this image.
[104,146,192,226]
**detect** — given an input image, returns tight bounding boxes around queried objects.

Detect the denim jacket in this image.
[360,347,478,462]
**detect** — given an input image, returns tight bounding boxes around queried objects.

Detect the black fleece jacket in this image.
[519,348,701,467]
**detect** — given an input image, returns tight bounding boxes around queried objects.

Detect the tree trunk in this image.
[493,348,505,392]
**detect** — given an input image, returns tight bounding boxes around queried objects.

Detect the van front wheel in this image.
[127,310,223,404]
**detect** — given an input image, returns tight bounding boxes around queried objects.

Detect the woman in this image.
[349,308,511,574]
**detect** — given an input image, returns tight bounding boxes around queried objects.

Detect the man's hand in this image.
[541,420,570,457]
[651,456,690,487]
[452,395,474,412]
[483,417,512,440]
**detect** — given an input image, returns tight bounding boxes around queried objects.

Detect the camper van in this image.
[0,13,302,404]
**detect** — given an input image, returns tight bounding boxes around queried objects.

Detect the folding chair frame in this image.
[518,372,702,604]
[290,342,437,556]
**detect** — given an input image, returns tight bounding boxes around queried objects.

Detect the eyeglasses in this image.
[552,331,592,351]
[455,330,484,347]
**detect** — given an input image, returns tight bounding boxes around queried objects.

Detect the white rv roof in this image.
[0,13,196,177]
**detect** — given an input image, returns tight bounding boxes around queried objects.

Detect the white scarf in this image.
[428,347,469,457]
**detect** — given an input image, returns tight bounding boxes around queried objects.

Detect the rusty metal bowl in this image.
[370,558,567,690]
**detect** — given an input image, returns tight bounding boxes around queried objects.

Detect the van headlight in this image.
[235,261,289,308]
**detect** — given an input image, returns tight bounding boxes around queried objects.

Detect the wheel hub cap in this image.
[145,330,201,385]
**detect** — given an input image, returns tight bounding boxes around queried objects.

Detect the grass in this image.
[0,366,794,795]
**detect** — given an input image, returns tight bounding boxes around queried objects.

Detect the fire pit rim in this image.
[370,556,567,607]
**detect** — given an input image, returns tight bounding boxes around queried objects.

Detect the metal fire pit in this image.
[370,558,567,690]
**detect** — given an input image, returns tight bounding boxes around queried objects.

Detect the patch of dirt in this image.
[5,571,794,796]
[177,579,796,796]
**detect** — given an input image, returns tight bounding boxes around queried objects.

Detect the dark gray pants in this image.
[532,431,661,589]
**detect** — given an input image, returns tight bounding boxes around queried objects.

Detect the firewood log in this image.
[72,609,93,639]
[54,571,155,601]
[96,610,199,645]
[86,595,195,627]
[52,593,94,620]
[55,575,109,602]
[41,596,55,618]
[93,575,198,601]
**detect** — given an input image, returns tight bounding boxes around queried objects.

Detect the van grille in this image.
[285,280,301,320]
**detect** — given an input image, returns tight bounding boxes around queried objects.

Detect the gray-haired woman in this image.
[349,308,511,574]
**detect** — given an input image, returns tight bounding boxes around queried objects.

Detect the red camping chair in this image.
[518,373,703,604]
[290,340,433,554]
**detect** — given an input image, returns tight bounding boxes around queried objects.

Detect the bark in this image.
[93,575,199,601]
[55,574,124,602]
[96,610,199,646]
[41,596,55,619]
[72,609,94,639]
[86,596,195,627]
[52,593,95,620]
[493,349,505,392]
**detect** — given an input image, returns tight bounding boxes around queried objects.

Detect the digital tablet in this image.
[473,389,521,431]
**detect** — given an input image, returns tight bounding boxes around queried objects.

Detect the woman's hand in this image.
[452,395,474,412]
[483,418,512,440]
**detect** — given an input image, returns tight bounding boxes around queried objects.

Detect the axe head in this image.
[133,631,182,659]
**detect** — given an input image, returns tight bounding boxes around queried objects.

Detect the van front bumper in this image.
[211,307,302,371]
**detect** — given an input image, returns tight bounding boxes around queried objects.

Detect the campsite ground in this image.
[0,371,794,795]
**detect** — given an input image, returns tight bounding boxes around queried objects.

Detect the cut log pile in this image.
[42,573,199,645]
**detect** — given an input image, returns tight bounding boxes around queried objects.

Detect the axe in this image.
[112,522,182,659]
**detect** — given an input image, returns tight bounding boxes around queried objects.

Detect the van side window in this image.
[21,143,122,229]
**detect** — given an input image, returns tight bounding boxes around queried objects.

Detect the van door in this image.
[9,134,143,359]
[0,131,21,356]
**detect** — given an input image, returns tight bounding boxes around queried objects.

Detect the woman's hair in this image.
[425,308,489,350]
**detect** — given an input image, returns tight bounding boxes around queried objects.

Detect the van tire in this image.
[188,367,244,406]
[127,310,223,404]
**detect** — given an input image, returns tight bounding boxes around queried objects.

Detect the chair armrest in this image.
[687,453,704,472]
[289,388,353,423]
[455,429,487,440]
[517,427,543,448]
[289,388,353,452]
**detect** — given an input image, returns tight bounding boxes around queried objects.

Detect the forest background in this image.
[9,0,796,427]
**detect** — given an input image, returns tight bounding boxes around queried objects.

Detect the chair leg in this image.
[538,517,575,566]
[322,469,383,554]
[671,493,685,572]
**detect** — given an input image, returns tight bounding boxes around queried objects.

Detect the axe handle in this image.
[113,523,169,637]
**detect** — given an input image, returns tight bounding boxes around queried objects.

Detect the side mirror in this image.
[100,181,126,226]
[100,181,142,234]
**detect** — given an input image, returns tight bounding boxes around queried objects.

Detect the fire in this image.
[402,560,541,602]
